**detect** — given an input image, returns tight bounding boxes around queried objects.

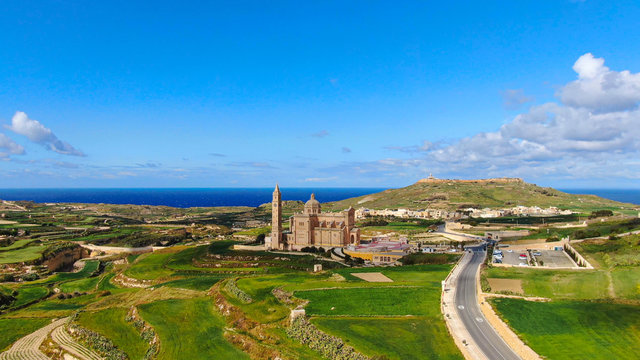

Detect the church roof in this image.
[305,193,320,207]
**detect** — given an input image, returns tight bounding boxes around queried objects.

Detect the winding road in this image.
[454,247,521,360]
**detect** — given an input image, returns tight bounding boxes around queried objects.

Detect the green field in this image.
[10,286,50,308]
[59,276,101,293]
[0,317,51,351]
[34,260,101,286]
[77,308,149,359]
[491,298,640,360]
[159,275,226,291]
[0,239,37,251]
[483,267,609,299]
[138,298,249,360]
[297,287,440,316]
[313,317,463,360]
[124,251,176,280]
[0,244,46,264]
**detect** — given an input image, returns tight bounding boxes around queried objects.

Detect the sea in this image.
[0,188,386,208]
[0,188,638,208]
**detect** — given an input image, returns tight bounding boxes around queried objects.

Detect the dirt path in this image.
[606,270,616,298]
[0,317,68,360]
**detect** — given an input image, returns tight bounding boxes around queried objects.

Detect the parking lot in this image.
[493,249,530,266]
[533,249,575,267]
[492,247,577,268]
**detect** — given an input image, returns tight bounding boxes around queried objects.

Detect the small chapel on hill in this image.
[266,184,361,251]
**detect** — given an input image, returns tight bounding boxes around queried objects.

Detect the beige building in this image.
[267,185,360,251]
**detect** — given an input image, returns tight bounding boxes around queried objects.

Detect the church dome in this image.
[304,193,321,214]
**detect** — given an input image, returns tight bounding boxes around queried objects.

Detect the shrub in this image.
[21,273,39,281]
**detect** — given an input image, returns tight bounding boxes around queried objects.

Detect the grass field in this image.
[77,308,149,359]
[158,275,226,291]
[124,251,176,280]
[59,276,101,293]
[612,267,640,299]
[313,317,463,360]
[35,260,101,285]
[0,244,46,264]
[0,238,37,251]
[491,298,640,360]
[10,285,50,308]
[297,287,440,316]
[138,298,249,360]
[483,267,608,299]
[0,317,51,351]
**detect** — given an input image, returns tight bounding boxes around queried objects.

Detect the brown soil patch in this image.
[487,278,523,294]
[351,272,393,282]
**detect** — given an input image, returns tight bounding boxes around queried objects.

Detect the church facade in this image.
[266,185,361,251]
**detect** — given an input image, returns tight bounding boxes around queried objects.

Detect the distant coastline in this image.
[559,189,640,206]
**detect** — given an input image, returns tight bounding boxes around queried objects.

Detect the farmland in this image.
[491,298,640,360]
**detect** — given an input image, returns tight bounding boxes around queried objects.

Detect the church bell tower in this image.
[269,184,282,250]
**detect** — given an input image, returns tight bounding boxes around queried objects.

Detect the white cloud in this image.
[0,133,25,156]
[6,111,85,156]
[304,176,338,182]
[558,53,640,112]
[373,53,640,182]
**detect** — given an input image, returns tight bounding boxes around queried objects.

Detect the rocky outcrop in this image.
[44,247,88,272]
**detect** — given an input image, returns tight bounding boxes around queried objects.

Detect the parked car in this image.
[507,249,513,253]
[519,254,527,259]
[533,252,542,256]
[518,262,528,266]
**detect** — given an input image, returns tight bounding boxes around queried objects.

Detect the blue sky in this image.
[1,0,640,188]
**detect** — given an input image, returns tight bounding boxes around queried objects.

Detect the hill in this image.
[323,177,635,213]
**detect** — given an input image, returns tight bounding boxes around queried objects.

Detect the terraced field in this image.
[138,298,249,360]
[51,325,102,360]
[0,317,67,360]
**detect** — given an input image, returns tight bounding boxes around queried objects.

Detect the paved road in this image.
[454,248,521,360]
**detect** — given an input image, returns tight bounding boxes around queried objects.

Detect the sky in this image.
[1,0,640,189]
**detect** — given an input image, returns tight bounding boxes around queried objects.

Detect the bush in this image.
[399,253,458,265]
[21,273,40,281]
[589,210,614,218]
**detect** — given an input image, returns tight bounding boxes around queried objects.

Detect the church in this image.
[266,184,361,251]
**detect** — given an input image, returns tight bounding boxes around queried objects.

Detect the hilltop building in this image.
[266,185,361,251]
